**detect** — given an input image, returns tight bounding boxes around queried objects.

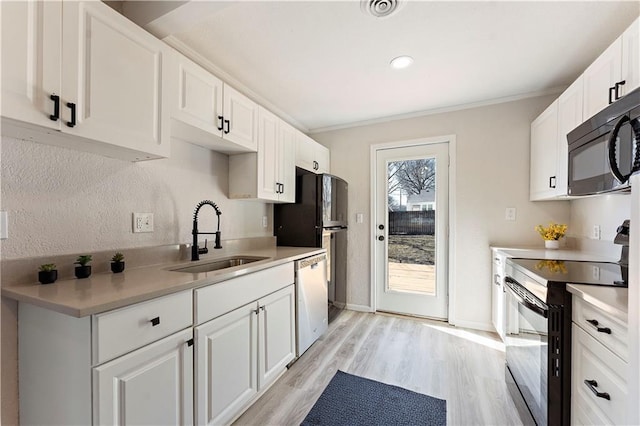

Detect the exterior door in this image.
[374,142,449,319]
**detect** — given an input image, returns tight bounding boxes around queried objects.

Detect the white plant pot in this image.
[545,240,560,250]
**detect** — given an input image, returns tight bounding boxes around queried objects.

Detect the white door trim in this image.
[369,135,457,325]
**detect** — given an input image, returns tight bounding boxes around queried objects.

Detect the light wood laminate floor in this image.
[235,310,527,425]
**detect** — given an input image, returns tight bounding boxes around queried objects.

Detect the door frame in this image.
[369,135,457,325]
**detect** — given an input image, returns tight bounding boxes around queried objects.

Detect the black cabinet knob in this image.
[150,317,160,326]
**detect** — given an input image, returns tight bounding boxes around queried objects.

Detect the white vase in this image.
[545,240,560,250]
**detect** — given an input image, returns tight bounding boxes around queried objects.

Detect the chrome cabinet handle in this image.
[584,379,610,400]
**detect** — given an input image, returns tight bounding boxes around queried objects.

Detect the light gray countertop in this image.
[1,246,324,318]
[490,245,619,262]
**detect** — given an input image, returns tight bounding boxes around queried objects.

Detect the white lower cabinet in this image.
[93,328,194,426]
[490,249,506,340]
[571,297,628,425]
[196,285,295,425]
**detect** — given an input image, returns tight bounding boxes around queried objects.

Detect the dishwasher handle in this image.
[296,254,327,270]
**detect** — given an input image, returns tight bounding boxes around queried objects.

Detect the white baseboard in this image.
[451,319,496,332]
[345,303,373,313]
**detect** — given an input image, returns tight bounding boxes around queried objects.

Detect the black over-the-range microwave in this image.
[567,87,640,196]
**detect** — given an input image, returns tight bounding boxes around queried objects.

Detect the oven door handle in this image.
[504,278,548,318]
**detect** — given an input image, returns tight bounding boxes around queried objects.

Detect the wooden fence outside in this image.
[388,211,435,235]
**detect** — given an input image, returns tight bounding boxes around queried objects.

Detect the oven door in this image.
[505,278,549,426]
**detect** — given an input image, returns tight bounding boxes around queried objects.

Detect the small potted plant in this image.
[38,263,58,284]
[75,255,92,279]
[111,252,125,273]
[535,222,568,250]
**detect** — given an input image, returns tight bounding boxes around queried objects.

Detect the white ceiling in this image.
[121,1,639,133]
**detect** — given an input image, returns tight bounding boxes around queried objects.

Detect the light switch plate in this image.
[592,225,601,240]
[133,213,154,233]
[356,213,364,223]
[505,207,516,221]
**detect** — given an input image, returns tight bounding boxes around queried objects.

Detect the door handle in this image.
[614,80,626,100]
[378,224,384,230]
[378,235,385,241]
[49,94,60,121]
[586,319,611,334]
[609,86,616,104]
[66,102,76,127]
[584,379,610,400]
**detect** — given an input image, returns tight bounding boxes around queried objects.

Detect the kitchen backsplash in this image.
[0,136,273,260]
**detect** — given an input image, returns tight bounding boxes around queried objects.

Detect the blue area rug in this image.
[301,370,447,426]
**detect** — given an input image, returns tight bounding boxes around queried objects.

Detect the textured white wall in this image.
[1,136,272,260]
[313,95,572,329]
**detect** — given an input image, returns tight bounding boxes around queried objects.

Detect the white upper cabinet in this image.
[296,133,331,174]
[556,76,584,195]
[169,52,258,153]
[583,17,639,119]
[530,100,559,201]
[228,107,296,203]
[621,17,640,97]
[1,0,171,161]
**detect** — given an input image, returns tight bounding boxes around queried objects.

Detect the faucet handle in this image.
[214,231,222,249]
[198,239,209,255]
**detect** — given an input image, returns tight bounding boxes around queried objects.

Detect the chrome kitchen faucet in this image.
[192,200,222,261]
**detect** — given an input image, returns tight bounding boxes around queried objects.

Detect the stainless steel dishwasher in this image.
[295,254,328,357]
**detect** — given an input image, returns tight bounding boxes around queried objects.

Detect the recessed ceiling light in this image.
[390,55,414,69]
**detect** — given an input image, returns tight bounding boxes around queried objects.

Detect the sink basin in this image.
[170,256,268,274]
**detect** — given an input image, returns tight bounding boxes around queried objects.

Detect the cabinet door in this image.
[172,53,224,140]
[278,122,297,203]
[195,302,258,426]
[258,285,296,389]
[61,1,170,159]
[257,107,280,201]
[621,17,640,96]
[296,132,316,172]
[223,84,258,151]
[315,143,331,174]
[530,100,559,201]
[556,76,584,196]
[491,259,505,341]
[1,0,61,129]
[93,328,194,426]
[583,37,622,119]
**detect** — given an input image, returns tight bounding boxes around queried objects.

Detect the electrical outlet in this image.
[356,213,364,223]
[592,225,601,240]
[592,266,600,280]
[262,216,268,228]
[133,213,154,233]
[505,208,517,221]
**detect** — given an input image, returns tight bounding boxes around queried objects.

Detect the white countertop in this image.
[567,284,628,322]
[491,245,619,262]
[1,246,324,317]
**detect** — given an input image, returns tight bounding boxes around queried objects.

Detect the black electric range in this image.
[503,258,627,426]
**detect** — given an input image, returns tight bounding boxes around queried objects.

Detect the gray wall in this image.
[313,95,572,329]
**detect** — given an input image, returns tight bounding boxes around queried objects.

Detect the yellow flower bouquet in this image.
[535,222,567,249]
[535,223,568,240]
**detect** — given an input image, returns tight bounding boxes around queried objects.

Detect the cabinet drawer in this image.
[573,296,628,361]
[571,324,627,425]
[195,262,294,325]
[92,290,192,365]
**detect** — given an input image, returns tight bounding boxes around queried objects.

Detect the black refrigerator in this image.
[274,168,348,321]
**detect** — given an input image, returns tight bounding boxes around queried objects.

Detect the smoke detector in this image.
[361,0,404,19]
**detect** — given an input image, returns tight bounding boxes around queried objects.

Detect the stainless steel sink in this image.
[169,256,268,274]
